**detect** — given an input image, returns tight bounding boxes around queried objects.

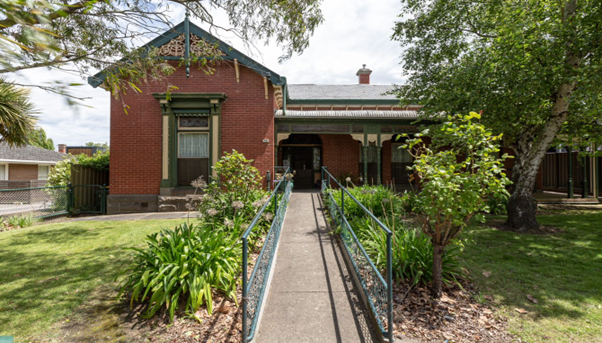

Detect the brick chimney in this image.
[58,144,67,154]
[356,64,372,84]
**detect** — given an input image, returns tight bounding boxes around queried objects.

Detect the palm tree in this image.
[0,77,37,146]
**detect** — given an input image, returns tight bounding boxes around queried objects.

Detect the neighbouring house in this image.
[0,143,66,189]
[57,144,106,157]
[88,18,600,214]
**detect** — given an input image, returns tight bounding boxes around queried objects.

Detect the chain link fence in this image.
[0,186,70,220]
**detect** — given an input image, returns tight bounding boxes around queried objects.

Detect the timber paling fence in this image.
[321,166,394,342]
[242,167,293,342]
[0,184,109,220]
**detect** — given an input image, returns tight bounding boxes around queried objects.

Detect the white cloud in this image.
[8,0,406,149]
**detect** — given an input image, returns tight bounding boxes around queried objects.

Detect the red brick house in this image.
[88,19,600,213]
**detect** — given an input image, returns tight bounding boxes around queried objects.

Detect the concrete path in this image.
[69,212,189,222]
[256,191,379,343]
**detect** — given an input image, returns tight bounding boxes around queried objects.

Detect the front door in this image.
[292,147,315,189]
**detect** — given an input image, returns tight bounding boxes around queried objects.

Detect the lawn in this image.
[0,218,187,342]
[463,213,602,343]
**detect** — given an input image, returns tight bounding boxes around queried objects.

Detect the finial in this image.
[185,9,190,17]
[362,64,366,69]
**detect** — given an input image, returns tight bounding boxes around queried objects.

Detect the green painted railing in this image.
[242,168,293,342]
[0,184,109,220]
[321,166,394,342]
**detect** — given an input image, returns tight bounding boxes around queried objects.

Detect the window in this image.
[177,116,210,186]
[392,144,412,163]
[178,116,209,130]
[178,132,209,158]
[361,145,378,163]
[0,164,6,180]
[38,165,50,180]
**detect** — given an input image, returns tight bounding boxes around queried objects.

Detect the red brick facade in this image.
[110,61,274,195]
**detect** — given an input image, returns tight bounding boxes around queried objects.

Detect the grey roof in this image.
[275,110,418,119]
[288,84,397,100]
[0,143,66,163]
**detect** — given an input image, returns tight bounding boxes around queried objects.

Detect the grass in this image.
[0,218,187,342]
[463,213,602,343]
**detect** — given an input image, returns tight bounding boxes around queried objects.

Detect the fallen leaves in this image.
[393,282,515,342]
[515,308,529,314]
[527,294,538,304]
[482,271,492,278]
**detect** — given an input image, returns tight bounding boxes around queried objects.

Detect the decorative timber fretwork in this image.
[158,33,225,57]
[273,85,284,108]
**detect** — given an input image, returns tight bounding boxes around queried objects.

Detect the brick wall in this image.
[319,134,361,180]
[110,61,275,195]
[8,164,38,181]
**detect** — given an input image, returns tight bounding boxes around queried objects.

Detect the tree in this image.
[0,77,37,146]
[0,0,324,99]
[392,0,602,231]
[405,113,510,298]
[85,142,109,150]
[29,127,54,150]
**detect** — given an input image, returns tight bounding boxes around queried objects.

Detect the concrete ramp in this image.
[256,191,379,343]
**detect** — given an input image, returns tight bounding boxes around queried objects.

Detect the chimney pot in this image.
[58,144,67,154]
[356,64,372,85]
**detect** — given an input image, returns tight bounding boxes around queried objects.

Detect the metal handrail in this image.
[321,166,394,342]
[242,167,292,342]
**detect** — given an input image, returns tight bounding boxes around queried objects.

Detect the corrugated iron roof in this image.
[288,84,397,100]
[275,110,418,119]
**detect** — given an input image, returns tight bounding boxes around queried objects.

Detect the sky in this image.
[12,0,407,149]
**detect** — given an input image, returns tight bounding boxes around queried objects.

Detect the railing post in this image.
[582,156,588,198]
[267,171,271,192]
[324,166,330,188]
[101,184,107,215]
[242,238,248,343]
[321,167,324,185]
[387,233,393,343]
[341,186,345,218]
[67,183,74,215]
[568,147,574,198]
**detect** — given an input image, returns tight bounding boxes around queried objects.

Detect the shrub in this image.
[355,217,465,286]
[327,185,404,220]
[118,223,240,321]
[47,150,110,187]
[5,214,35,229]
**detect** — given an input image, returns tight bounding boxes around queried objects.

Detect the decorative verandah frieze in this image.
[274,118,420,185]
[153,93,227,193]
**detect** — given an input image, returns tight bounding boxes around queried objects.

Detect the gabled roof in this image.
[286,84,400,105]
[88,20,285,88]
[0,143,66,164]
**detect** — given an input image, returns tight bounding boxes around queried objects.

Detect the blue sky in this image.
[12,0,406,148]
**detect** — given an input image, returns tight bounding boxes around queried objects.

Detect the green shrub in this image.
[486,192,509,215]
[6,214,35,229]
[351,217,465,286]
[118,223,240,321]
[327,185,404,220]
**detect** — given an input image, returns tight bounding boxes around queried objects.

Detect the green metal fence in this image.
[0,185,70,219]
[321,166,394,342]
[242,168,293,342]
[0,184,108,220]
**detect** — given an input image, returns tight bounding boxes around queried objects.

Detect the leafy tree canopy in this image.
[0,77,36,146]
[393,0,602,231]
[0,0,324,98]
[29,127,54,150]
[85,141,109,150]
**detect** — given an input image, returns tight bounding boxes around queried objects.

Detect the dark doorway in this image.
[280,134,322,189]
[391,136,414,190]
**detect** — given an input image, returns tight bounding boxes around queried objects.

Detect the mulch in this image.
[393,280,516,343]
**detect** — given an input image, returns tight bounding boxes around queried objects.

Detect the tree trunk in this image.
[431,243,444,298]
